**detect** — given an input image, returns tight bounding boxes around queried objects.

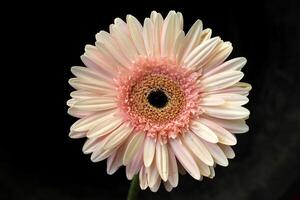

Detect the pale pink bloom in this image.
[67,10,251,192]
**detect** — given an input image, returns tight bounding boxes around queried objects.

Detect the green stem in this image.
[127,175,140,200]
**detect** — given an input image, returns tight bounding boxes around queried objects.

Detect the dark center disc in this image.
[147,89,169,108]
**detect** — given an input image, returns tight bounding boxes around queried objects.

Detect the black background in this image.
[2,0,300,199]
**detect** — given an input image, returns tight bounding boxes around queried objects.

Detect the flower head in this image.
[67,10,251,192]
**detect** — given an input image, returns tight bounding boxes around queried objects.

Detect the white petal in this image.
[84,45,118,74]
[143,136,156,167]
[91,142,115,162]
[92,43,120,72]
[123,132,145,165]
[155,141,169,181]
[177,20,203,63]
[214,93,249,105]
[161,11,177,57]
[72,98,117,112]
[87,113,123,138]
[197,28,212,45]
[113,18,129,34]
[102,122,134,150]
[176,12,183,30]
[67,108,93,118]
[219,144,235,159]
[190,120,219,143]
[199,95,225,106]
[91,149,112,162]
[67,99,76,107]
[107,142,127,175]
[184,37,220,69]
[71,66,112,87]
[182,132,214,166]
[234,82,252,93]
[70,90,101,99]
[200,41,232,71]
[202,105,250,120]
[110,24,138,62]
[106,149,119,174]
[201,71,244,91]
[204,116,249,134]
[147,163,159,188]
[127,15,147,56]
[143,18,154,57]
[173,31,185,59]
[167,147,178,187]
[169,138,201,180]
[203,57,247,78]
[68,78,114,94]
[164,181,173,192]
[194,157,211,177]
[203,141,228,166]
[82,136,106,154]
[152,12,163,58]
[199,118,237,145]
[209,166,215,178]
[126,143,143,180]
[95,31,131,67]
[150,11,158,22]
[70,110,115,132]
[81,53,114,78]
[139,166,148,190]
[68,131,86,139]
[174,12,183,32]
[177,162,186,175]
[149,176,161,192]
[205,82,252,96]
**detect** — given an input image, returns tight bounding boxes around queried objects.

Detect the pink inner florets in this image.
[116,57,201,141]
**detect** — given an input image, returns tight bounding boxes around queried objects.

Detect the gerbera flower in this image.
[67,10,251,192]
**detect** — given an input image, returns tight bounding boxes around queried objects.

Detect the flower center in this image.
[129,74,185,123]
[116,58,201,140]
[147,89,169,109]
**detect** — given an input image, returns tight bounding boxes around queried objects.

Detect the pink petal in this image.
[151,11,163,58]
[194,157,211,177]
[139,166,148,190]
[147,163,159,188]
[70,110,115,132]
[164,181,173,192]
[219,144,235,159]
[68,131,86,139]
[200,41,232,71]
[102,121,134,150]
[190,120,219,143]
[184,37,220,69]
[87,113,123,138]
[143,136,156,167]
[182,132,214,166]
[126,142,143,180]
[203,115,249,134]
[127,15,147,56]
[199,118,237,145]
[203,57,247,78]
[167,147,178,187]
[202,104,250,120]
[107,140,128,175]
[177,20,203,63]
[169,138,201,180]
[123,131,145,165]
[149,176,161,192]
[203,141,228,167]
[155,141,169,181]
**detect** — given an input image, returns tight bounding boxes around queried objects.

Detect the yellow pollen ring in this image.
[129,74,185,123]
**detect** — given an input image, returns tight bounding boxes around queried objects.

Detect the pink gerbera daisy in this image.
[67,10,251,192]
